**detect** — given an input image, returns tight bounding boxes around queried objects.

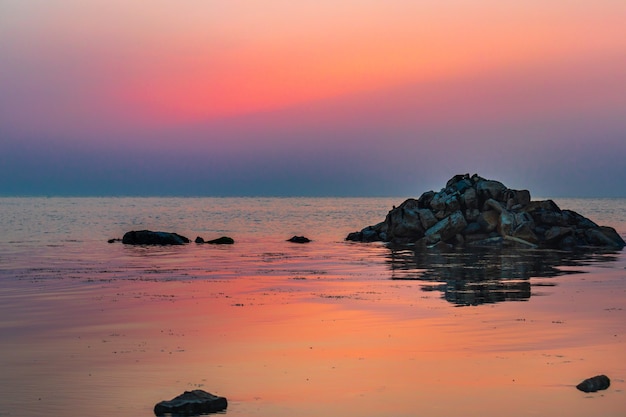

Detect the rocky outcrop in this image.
[122,230,190,245]
[154,390,227,416]
[346,174,625,250]
[576,375,611,393]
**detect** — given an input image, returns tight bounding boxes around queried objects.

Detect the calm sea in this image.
[0,197,625,417]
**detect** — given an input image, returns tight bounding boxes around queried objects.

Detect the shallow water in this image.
[0,197,625,416]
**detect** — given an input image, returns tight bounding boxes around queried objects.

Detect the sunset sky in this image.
[1,1,625,196]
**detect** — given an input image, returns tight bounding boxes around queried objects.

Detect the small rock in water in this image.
[287,235,311,243]
[195,236,234,244]
[576,375,610,393]
[206,236,235,244]
[154,390,227,416]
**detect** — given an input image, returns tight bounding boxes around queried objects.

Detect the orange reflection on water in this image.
[0,244,624,417]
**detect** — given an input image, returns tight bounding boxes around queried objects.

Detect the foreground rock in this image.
[576,375,611,392]
[347,174,625,250]
[154,390,227,416]
[122,230,190,245]
[195,236,235,244]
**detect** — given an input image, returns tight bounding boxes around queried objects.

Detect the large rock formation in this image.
[346,174,625,250]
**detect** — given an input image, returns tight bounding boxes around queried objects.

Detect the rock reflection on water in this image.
[386,246,621,306]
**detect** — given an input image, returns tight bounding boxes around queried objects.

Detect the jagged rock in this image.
[347,224,386,243]
[417,191,436,208]
[576,375,610,393]
[424,211,467,244]
[386,199,425,239]
[462,187,479,209]
[562,209,598,228]
[463,222,482,235]
[585,227,623,248]
[465,208,481,222]
[544,226,573,242]
[498,209,517,236]
[511,221,538,244]
[122,230,190,245]
[484,198,504,213]
[154,390,227,416]
[346,174,626,250]
[476,178,507,203]
[478,210,499,233]
[504,189,531,209]
[429,191,448,212]
[288,235,311,243]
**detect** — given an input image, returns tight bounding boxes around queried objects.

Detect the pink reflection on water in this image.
[1,241,625,417]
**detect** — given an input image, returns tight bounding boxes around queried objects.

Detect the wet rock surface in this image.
[576,375,611,393]
[122,230,190,245]
[154,390,228,416]
[346,174,626,250]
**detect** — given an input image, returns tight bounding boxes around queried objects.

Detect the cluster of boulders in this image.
[347,174,625,250]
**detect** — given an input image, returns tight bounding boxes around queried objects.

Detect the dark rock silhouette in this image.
[122,230,190,245]
[288,235,311,243]
[154,390,227,416]
[576,375,611,392]
[195,236,235,244]
[347,174,625,250]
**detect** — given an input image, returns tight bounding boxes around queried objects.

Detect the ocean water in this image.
[0,197,625,417]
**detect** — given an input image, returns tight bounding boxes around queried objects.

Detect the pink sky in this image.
[1,0,625,196]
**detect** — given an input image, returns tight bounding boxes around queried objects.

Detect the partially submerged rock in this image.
[347,174,625,250]
[288,235,311,243]
[195,236,235,244]
[154,390,227,416]
[122,230,190,245]
[576,375,611,393]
